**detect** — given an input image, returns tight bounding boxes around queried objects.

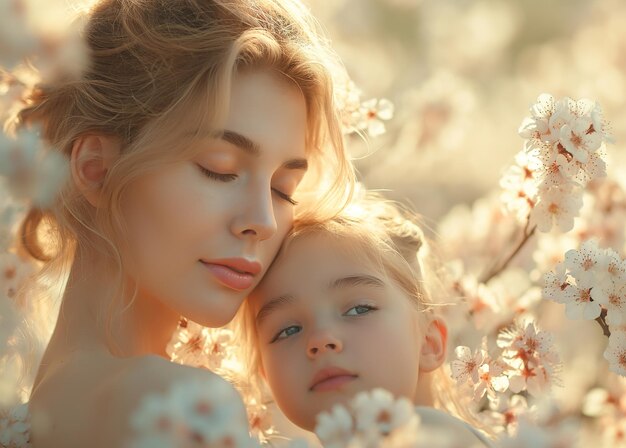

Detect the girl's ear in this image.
[419,317,448,373]
[71,134,121,207]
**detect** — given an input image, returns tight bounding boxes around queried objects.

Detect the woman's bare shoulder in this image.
[30,352,246,448]
[95,355,248,447]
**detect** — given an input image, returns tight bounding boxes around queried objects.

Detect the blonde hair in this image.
[1,0,357,392]
[7,0,355,343]
[236,192,492,437]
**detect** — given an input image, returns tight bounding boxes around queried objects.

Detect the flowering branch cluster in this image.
[543,239,626,376]
[335,79,394,138]
[452,321,560,401]
[165,319,274,443]
[314,388,464,448]
[451,321,560,436]
[129,377,259,448]
[501,94,612,233]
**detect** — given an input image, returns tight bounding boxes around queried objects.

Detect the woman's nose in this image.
[230,186,278,241]
[306,329,343,359]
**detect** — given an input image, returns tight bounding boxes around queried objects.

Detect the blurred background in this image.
[2,0,626,445]
[303,0,625,226]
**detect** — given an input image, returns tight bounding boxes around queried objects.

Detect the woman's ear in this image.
[419,317,448,373]
[71,134,121,207]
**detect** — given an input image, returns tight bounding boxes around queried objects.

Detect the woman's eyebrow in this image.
[221,130,260,156]
[328,274,386,290]
[186,129,308,171]
[255,294,297,326]
[222,130,308,171]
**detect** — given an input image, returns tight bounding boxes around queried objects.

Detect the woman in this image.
[11,0,355,445]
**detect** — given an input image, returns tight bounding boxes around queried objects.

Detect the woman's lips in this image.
[201,261,256,291]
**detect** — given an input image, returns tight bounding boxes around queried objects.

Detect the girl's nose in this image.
[306,329,343,359]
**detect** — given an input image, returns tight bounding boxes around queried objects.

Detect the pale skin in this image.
[250,234,491,445]
[28,70,309,448]
[250,233,448,430]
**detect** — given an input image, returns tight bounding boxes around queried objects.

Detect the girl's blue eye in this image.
[344,304,377,316]
[271,325,302,343]
[197,164,238,182]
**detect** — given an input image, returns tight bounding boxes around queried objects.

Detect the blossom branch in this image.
[479,219,537,284]
[595,308,611,338]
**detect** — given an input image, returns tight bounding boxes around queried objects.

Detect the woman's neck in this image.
[47,248,180,360]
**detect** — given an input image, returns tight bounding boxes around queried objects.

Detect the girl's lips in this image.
[310,375,358,392]
[201,262,256,291]
[310,366,358,392]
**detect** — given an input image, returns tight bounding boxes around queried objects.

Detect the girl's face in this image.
[122,70,309,327]
[249,234,424,431]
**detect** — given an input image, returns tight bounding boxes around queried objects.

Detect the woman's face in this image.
[249,234,424,431]
[122,70,309,327]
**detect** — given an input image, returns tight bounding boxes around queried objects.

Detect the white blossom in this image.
[559,116,601,164]
[315,404,354,448]
[530,186,583,233]
[473,359,510,401]
[0,129,69,207]
[542,262,569,303]
[315,389,425,448]
[547,98,575,143]
[535,147,579,188]
[451,346,485,385]
[500,151,540,221]
[594,281,626,327]
[351,388,415,436]
[563,240,602,286]
[483,394,533,436]
[604,330,626,377]
[129,377,253,447]
[561,280,601,321]
[594,247,626,293]
[497,322,560,396]
[356,98,394,138]
[0,403,31,448]
[166,320,234,371]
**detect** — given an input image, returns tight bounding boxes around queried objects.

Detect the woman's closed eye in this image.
[271,324,302,343]
[343,304,378,316]
[272,188,298,205]
[197,164,297,205]
[197,164,238,182]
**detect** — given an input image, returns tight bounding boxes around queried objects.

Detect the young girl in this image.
[4,0,355,446]
[237,193,494,446]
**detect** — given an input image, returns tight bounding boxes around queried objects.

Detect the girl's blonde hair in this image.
[236,192,492,436]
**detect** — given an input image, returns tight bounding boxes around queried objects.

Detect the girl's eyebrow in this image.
[256,294,297,326]
[255,275,384,326]
[328,274,385,290]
